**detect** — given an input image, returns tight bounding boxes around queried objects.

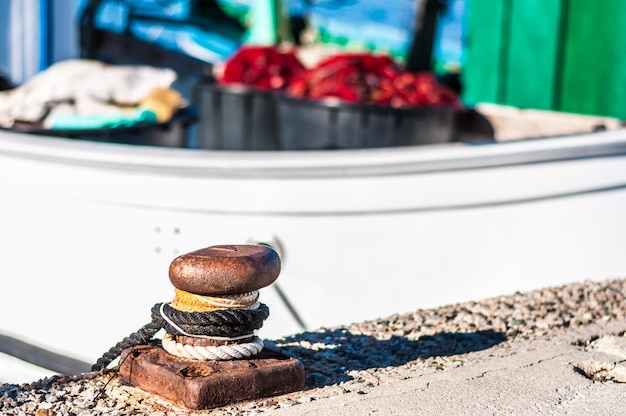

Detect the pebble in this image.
[168,245,281,296]
[2,278,626,415]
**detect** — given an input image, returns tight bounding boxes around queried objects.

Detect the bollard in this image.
[99,244,304,410]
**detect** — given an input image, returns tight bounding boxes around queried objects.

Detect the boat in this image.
[1,116,626,383]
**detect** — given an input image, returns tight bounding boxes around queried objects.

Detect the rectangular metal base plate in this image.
[118,344,305,410]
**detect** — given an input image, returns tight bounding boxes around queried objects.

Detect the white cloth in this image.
[0,59,177,128]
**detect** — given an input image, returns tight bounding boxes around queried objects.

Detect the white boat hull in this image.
[1,129,625,375]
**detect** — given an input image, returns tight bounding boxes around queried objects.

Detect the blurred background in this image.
[0,0,463,87]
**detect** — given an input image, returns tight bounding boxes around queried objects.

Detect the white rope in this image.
[173,289,260,311]
[199,291,260,309]
[159,302,257,342]
[162,333,264,361]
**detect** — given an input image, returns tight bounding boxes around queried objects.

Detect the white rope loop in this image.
[162,333,264,361]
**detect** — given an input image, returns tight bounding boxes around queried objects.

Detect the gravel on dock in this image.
[2,278,625,415]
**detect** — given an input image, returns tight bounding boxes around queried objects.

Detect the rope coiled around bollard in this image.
[92,302,270,371]
[158,303,269,337]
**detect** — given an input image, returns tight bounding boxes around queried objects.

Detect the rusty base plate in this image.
[118,344,305,410]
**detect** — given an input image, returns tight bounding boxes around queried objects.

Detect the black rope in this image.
[156,303,269,337]
[92,302,269,372]
[92,320,162,372]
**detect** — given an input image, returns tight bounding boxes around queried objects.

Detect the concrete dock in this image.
[2,278,626,415]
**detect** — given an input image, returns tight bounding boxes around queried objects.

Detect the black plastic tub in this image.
[191,84,493,151]
[276,96,458,150]
[193,83,279,150]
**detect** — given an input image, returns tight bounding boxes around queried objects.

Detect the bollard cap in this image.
[169,244,281,295]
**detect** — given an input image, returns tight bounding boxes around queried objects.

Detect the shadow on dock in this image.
[272,328,506,388]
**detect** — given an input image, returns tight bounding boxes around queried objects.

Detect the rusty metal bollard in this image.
[116,244,304,410]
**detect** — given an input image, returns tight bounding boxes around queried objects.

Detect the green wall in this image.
[462,0,626,119]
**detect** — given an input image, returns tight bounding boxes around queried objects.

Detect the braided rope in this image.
[92,302,270,371]
[162,334,264,360]
[92,320,162,372]
[158,303,257,341]
[173,289,260,311]
[154,302,269,337]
